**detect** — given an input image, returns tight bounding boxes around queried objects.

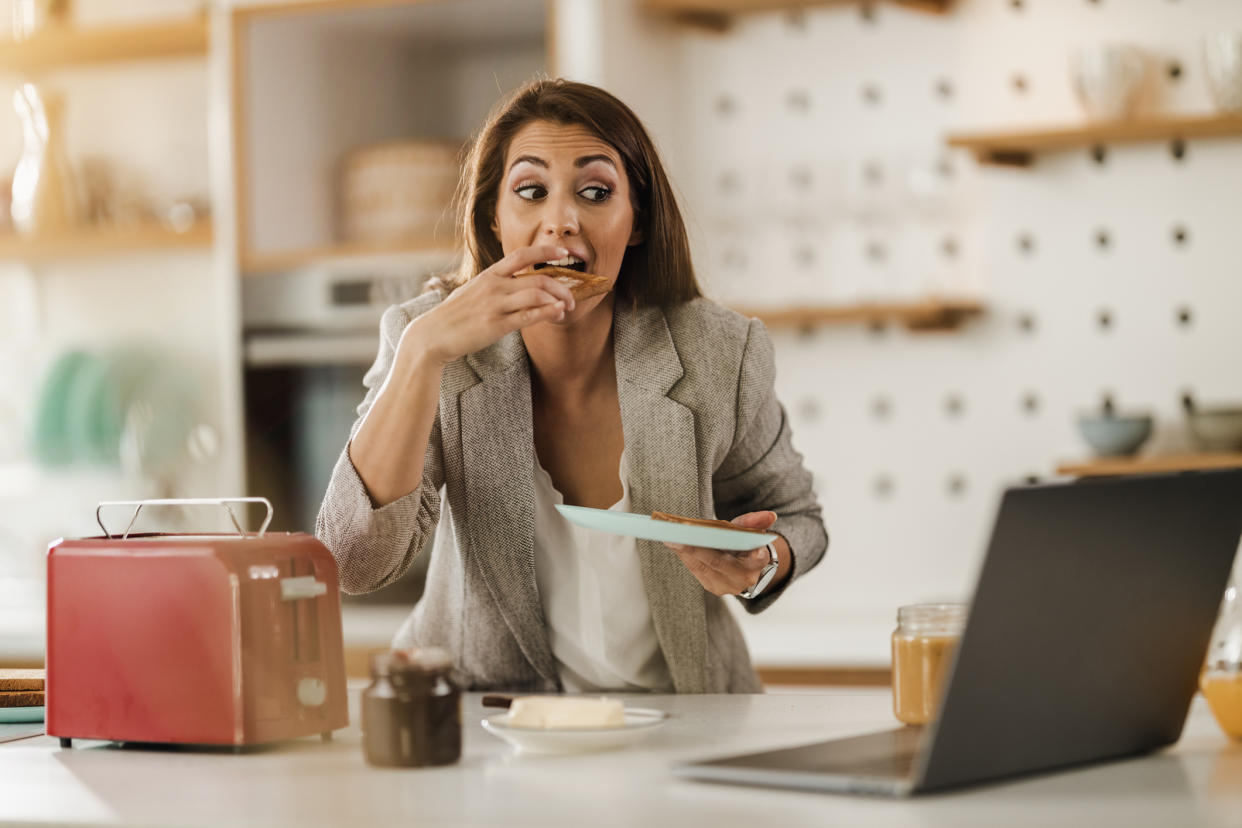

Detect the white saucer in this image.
[481,707,668,755]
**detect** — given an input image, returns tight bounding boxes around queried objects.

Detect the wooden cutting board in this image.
[0,669,45,692]
[0,690,44,708]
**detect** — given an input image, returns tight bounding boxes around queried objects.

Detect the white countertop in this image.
[2,687,1240,827]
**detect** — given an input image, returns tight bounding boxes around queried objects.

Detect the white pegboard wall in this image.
[649,0,1242,664]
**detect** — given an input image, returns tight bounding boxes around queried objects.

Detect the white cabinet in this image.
[232,0,549,274]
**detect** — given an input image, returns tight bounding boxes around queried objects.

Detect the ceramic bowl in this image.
[1187,407,1242,452]
[1077,413,1153,457]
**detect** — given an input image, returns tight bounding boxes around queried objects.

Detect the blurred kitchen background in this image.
[3,0,1242,681]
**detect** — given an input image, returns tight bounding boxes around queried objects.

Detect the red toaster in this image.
[47,498,349,748]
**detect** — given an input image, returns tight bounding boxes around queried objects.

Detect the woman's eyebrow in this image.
[507,154,618,172]
[509,154,547,171]
[575,154,617,170]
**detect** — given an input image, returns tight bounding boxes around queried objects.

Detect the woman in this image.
[317,78,827,694]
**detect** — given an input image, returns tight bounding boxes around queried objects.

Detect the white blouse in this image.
[531,448,673,693]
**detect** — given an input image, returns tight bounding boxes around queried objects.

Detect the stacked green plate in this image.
[32,350,89,466]
[32,346,185,470]
[0,706,43,724]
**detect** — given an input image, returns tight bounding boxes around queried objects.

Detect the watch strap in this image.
[739,542,779,600]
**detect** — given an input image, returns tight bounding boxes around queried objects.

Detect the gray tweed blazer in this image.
[315,291,828,693]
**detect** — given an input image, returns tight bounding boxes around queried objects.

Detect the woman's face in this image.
[493,120,641,321]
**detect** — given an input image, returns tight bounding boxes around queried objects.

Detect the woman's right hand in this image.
[399,243,578,366]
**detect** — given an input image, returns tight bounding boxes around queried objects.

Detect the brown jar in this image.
[891,603,967,726]
[362,647,461,768]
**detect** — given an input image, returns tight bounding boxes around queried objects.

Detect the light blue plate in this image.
[0,706,43,724]
[555,505,776,552]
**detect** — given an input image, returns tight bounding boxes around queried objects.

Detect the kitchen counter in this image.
[1,688,1240,827]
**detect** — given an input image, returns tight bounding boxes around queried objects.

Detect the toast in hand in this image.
[516,264,612,302]
[651,511,773,535]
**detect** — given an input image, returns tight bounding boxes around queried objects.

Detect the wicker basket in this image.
[340,140,463,243]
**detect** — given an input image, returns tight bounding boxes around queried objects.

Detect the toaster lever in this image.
[281,576,328,600]
[96,497,274,539]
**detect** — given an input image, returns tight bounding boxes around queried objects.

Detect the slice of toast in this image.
[0,690,45,708]
[651,511,773,535]
[516,265,612,301]
[0,669,44,692]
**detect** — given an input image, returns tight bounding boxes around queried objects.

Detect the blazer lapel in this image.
[614,305,708,693]
[459,332,559,686]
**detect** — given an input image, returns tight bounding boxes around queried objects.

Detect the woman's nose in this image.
[540,194,578,238]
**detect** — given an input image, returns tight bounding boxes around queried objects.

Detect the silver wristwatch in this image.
[739,543,779,600]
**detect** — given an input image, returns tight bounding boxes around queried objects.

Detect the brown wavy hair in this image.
[425,77,701,308]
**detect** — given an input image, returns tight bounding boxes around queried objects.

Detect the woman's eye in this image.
[515,184,546,201]
[579,186,611,203]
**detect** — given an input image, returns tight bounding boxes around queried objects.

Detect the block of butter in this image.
[506,696,626,730]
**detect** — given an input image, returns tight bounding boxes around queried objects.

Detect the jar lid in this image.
[897,602,969,632]
[404,646,453,672]
[370,647,453,677]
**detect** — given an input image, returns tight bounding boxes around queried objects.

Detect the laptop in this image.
[675,468,1242,796]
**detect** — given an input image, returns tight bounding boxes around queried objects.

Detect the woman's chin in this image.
[555,292,612,325]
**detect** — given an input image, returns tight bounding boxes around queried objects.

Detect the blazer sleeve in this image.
[314,300,446,594]
[712,318,828,614]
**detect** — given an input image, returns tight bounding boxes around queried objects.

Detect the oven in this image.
[241,252,454,605]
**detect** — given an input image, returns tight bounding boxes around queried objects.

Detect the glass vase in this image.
[11,83,77,236]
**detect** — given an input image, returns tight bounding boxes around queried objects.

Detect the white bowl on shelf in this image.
[1187,408,1242,452]
[1069,43,1148,122]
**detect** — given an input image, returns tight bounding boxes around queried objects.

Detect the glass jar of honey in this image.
[1202,568,1242,740]
[891,603,968,726]
[362,647,462,767]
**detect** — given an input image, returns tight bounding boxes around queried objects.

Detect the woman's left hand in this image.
[663,511,782,597]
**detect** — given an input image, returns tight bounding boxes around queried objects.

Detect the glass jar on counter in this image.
[362,647,461,768]
[1202,564,1242,740]
[891,603,968,726]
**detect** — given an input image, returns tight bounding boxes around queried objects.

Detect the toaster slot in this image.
[301,583,321,663]
[286,558,300,662]
[284,557,322,664]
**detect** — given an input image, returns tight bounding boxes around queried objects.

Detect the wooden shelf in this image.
[1057,453,1242,478]
[946,112,1242,167]
[242,238,458,276]
[642,0,950,30]
[0,17,208,73]
[756,665,890,687]
[732,299,984,332]
[0,221,212,261]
